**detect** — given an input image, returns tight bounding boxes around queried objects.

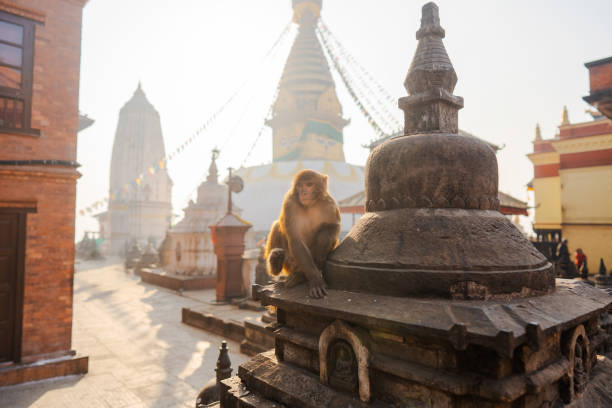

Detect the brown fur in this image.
[264,170,340,298]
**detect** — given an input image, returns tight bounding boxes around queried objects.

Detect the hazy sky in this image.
[75,0,612,240]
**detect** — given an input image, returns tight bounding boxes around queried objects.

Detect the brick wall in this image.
[0,0,86,362]
[589,61,612,93]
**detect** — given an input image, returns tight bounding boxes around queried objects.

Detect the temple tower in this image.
[106,83,173,254]
[266,0,349,162]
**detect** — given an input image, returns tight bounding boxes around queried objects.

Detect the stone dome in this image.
[325,2,553,300]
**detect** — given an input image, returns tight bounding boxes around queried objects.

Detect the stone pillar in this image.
[210,213,251,302]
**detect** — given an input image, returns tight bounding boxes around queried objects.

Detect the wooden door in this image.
[0,211,24,363]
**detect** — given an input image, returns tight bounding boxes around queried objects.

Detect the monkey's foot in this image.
[308,279,328,299]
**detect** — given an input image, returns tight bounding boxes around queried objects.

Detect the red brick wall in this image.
[533,141,555,153]
[559,119,612,139]
[534,163,560,178]
[0,0,86,362]
[560,148,612,170]
[589,63,612,93]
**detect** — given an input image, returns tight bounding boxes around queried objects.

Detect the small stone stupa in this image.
[219,3,612,407]
[162,149,233,276]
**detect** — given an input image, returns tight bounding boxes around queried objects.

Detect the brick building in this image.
[528,56,612,268]
[0,0,88,385]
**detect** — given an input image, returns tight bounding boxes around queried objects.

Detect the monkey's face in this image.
[296,179,317,207]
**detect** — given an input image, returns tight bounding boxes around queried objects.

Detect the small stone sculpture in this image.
[195,341,232,407]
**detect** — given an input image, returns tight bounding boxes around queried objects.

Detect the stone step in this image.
[220,375,285,407]
[235,299,267,312]
[182,307,246,343]
[222,350,388,408]
[240,319,276,356]
[0,354,88,387]
[140,268,216,291]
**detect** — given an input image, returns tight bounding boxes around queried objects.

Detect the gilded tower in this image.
[104,84,173,254]
[267,0,349,162]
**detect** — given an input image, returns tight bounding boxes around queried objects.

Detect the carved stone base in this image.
[219,279,612,407]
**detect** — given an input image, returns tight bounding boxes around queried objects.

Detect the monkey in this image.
[265,169,340,298]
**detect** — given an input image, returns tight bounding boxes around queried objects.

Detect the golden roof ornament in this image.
[560,105,570,126]
[534,123,542,141]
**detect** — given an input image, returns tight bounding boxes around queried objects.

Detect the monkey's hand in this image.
[267,248,285,275]
[308,272,328,299]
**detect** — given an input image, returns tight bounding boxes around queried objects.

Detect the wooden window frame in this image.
[0,11,39,137]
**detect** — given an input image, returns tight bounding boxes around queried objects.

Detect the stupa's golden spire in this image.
[266,0,348,162]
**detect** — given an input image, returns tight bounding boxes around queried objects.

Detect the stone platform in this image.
[221,279,612,406]
[0,354,88,387]
[140,268,216,291]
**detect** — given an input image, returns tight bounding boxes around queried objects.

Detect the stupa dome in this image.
[326,2,553,300]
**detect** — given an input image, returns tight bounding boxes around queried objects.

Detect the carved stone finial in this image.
[292,0,322,25]
[215,341,232,382]
[399,2,463,135]
[561,105,570,126]
[534,123,542,141]
[207,148,219,184]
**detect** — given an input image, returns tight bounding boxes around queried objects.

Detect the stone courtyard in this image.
[0,259,248,408]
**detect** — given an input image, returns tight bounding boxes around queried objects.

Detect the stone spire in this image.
[560,105,570,126]
[400,2,463,135]
[534,123,542,141]
[327,2,552,300]
[206,148,219,184]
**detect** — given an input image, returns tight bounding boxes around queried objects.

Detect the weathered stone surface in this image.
[233,351,387,408]
[365,134,497,212]
[327,2,552,300]
[240,319,275,356]
[327,208,552,298]
[261,280,611,358]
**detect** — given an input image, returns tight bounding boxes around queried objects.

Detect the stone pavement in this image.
[0,259,249,408]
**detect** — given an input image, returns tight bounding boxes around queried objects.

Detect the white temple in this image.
[97,84,173,254]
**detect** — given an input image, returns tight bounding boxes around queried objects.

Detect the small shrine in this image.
[142,150,255,290]
[219,3,612,407]
[160,149,230,276]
